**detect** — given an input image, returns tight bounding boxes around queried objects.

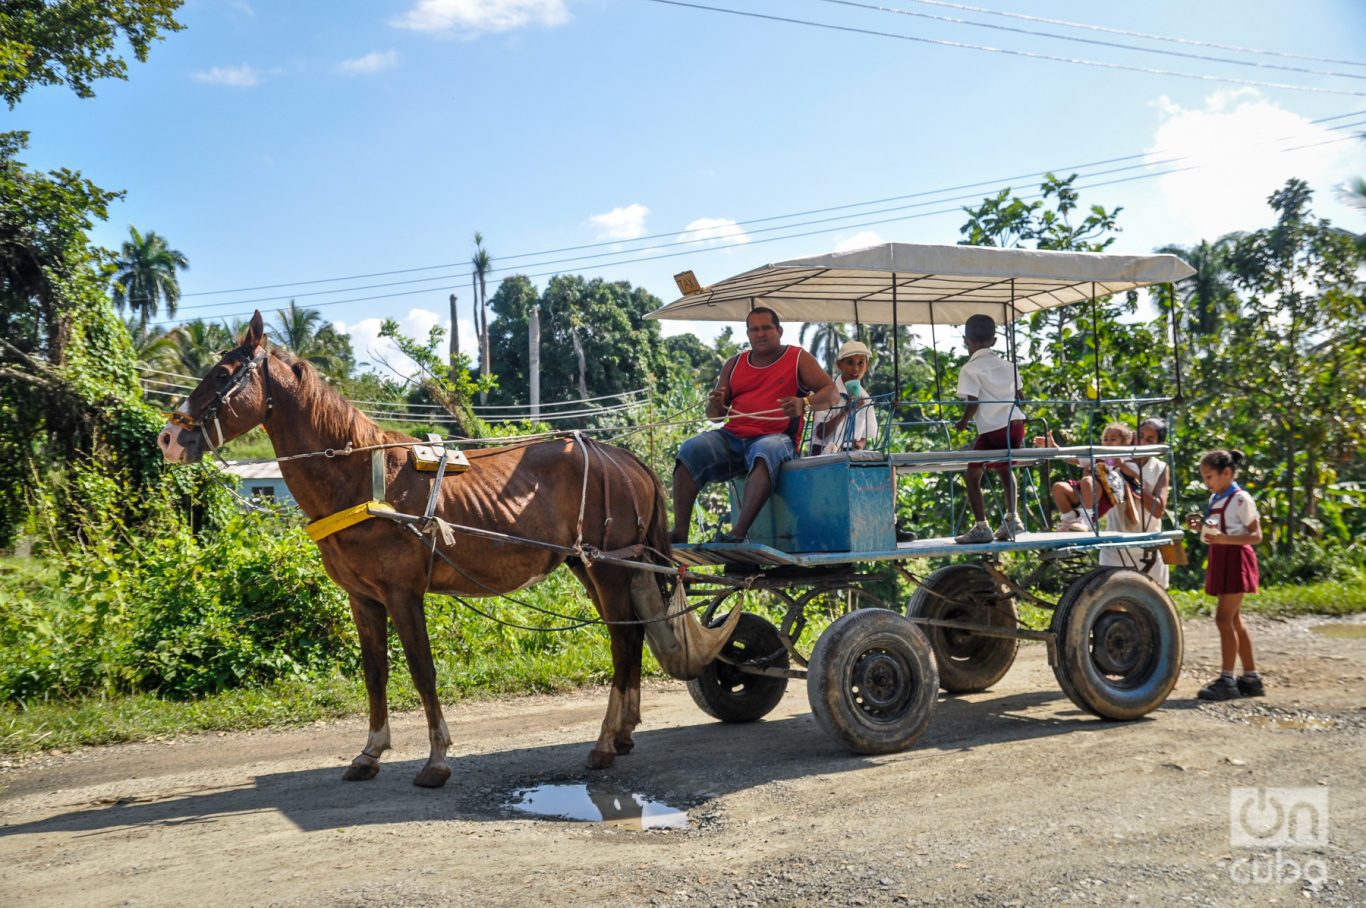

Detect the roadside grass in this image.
[1167,572,1366,618]
[3,568,1362,759]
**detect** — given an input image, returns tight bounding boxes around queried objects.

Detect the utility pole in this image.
[528,303,541,420]
[448,293,459,373]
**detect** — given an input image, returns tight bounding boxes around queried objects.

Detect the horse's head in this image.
[158,310,275,463]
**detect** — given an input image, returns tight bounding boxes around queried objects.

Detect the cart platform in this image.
[672,529,1182,568]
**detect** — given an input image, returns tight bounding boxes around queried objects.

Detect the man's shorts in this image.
[969,420,1026,470]
[676,429,795,486]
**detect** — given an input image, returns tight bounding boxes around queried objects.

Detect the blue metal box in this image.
[731,452,895,553]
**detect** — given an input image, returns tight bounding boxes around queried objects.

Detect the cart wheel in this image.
[906,564,1018,693]
[687,612,790,723]
[1050,569,1183,720]
[806,609,938,754]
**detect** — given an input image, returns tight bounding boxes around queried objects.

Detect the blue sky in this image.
[8,0,1366,377]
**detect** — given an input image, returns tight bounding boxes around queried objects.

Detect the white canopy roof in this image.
[646,243,1195,326]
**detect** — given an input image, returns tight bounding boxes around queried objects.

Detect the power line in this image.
[153,130,1365,329]
[176,107,1366,303]
[639,0,1366,97]
[172,156,1196,313]
[815,0,1366,81]
[137,365,650,420]
[896,0,1366,69]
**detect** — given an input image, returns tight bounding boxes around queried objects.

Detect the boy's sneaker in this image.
[1237,675,1266,697]
[954,524,995,545]
[994,514,1027,541]
[1197,676,1242,701]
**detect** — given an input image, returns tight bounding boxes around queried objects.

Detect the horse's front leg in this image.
[389,593,452,788]
[343,594,390,781]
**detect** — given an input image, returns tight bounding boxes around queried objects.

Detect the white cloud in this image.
[193,65,262,87]
[228,1,255,18]
[1145,90,1366,243]
[337,308,477,380]
[834,230,884,253]
[677,217,751,248]
[336,50,400,75]
[391,0,569,34]
[588,203,649,241]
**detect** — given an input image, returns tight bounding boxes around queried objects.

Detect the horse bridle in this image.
[169,346,274,453]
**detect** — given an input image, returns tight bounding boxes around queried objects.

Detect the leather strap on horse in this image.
[306,500,396,542]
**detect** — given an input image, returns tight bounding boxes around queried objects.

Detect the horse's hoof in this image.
[586,748,616,770]
[412,764,451,788]
[342,762,380,782]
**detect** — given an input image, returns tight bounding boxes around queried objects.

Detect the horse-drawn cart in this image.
[159,241,1197,786]
[647,243,1195,755]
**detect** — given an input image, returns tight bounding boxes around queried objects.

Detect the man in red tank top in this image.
[672,308,839,543]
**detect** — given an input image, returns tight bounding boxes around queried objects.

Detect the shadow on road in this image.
[0,685,1171,838]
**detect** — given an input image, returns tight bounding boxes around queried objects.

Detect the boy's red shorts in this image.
[970,420,1026,470]
[1068,477,1113,517]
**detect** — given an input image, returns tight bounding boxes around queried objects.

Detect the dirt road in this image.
[2,615,1363,907]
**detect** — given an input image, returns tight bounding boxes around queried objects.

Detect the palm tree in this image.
[1342,176,1366,210]
[471,232,492,404]
[272,300,351,379]
[1155,239,1239,337]
[111,227,189,324]
[798,321,849,370]
[124,317,177,368]
[168,320,233,378]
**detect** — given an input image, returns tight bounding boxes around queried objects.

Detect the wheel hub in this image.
[852,649,911,714]
[1091,611,1144,675]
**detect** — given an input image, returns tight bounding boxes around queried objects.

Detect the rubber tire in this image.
[687,612,790,723]
[806,609,939,754]
[1050,568,1183,720]
[906,564,1019,693]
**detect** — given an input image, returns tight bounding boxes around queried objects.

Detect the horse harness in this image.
[169,346,274,453]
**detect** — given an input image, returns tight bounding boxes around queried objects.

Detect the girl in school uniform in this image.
[1188,449,1265,701]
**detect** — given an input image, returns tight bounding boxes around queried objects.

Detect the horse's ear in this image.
[242,310,265,350]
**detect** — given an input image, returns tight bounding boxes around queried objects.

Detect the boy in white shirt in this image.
[953,314,1026,543]
[811,340,880,455]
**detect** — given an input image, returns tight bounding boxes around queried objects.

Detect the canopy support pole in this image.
[891,275,900,413]
[1167,281,1184,403]
[928,301,943,419]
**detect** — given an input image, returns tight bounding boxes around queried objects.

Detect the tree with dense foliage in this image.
[0,8,206,551]
[0,0,184,106]
[485,274,686,408]
[110,226,188,323]
[1182,179,1364,552]
[0,132,178,547]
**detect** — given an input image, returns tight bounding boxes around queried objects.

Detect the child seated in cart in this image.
[1040,422,1141,531]
[953,314,1026,544]
[810,340,879,455]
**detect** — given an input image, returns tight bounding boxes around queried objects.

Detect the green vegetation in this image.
[0,5,1361,759]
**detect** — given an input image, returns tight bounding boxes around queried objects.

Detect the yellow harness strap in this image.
[306,501,396,543]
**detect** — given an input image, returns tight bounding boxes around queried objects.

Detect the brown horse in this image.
[157,311,737,787]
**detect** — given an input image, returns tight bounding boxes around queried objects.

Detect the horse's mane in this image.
[271,349,399,448]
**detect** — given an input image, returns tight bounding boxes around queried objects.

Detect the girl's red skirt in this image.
[1206,543,1260,595]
